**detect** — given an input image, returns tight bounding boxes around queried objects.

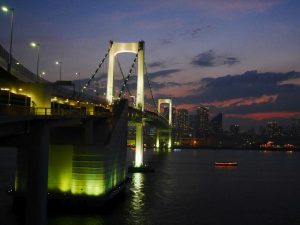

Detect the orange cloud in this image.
[175,104,198,111]
[280,78,300,86]
[203,95,278,108]
[225,112,300,120]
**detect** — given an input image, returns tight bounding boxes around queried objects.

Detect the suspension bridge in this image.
[0,41,172,225]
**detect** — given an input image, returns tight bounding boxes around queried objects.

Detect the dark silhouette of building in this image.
[210,113,223,136]
[177,109,189,138]
[195,105,209,138]
[291,117,300,136]
[266,121,282,137]
[230,124,240,136]
[207,113,223,146]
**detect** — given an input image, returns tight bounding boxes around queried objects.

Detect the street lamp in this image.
[1,5,14,73]
[55,61,62,81]
[30,42,40,82]
[40,71,46,78]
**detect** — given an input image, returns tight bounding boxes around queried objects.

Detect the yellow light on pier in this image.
[51,97,58,102]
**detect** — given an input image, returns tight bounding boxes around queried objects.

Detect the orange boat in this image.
[214,162,238,167]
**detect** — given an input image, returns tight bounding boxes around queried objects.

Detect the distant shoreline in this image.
[172,146,299,151]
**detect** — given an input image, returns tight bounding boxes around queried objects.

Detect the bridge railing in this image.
[0,104,109,117]
[0,44,45,83]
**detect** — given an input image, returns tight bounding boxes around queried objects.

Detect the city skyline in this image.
[1,0,300,128]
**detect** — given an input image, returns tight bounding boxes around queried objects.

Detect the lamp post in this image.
[55,61,62,81]
[40,71,46,79]
[30,42,40,82]
[1,5,14,73]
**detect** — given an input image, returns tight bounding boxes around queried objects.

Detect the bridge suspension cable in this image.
[144,62,158,113]
[118,53,138,99]
[116,55,132,97]
[81,43,112,92]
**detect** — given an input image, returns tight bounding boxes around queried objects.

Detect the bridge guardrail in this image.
[0,44,43,82]
[0,104,108,117]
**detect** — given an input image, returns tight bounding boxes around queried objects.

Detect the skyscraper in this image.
[177,109,189,138]
[210,113,223,136]
[195,105,209,138]
[266,121,282,137]
[230,124,240,136]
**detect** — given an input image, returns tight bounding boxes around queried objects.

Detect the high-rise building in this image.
[189,114,196,137]
[291,117,300,136]
[177,109,189,138]
[210,113,223,136]
[230,124,240,136]
[195,105,209,138]
[266,122,282,137]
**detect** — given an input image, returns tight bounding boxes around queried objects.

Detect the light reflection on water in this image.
[50,216,105,225]
[127,173,146,225]
[2,148,300,225]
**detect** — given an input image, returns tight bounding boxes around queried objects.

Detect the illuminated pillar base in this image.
[168,129,172,149]
[156,130,160,149]
[135,123,143,167]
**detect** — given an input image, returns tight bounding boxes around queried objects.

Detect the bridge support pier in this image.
[168,129,172,149]
[156,130,160,149]
[25,122,49,225]
[84,119,94,144]
[135,123,143,167]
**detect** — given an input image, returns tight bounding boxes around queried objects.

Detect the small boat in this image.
[214,162,238,167]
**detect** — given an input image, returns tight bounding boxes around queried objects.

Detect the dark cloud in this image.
[181,25,212,38]
[160,38,172,45]
[147,61,166,68]
[191,27,202,37]
[224,57,240,65]
[192,50,215,67]
[170,71,300,113]
[191,50,240,67]
[150,81,184,89]
[148,69,181,79]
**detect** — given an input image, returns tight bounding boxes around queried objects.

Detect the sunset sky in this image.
[1,0,300,129]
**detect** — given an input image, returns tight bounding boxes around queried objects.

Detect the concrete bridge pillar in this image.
[156,129,160,148]
[84,119,94,144]
[168,129,172,149]
[135,123,143,167]
[25,122,49,225]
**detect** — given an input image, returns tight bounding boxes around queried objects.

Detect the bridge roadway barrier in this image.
[0,44,39,83]
[0,100,129,225]
[0,104,110,119]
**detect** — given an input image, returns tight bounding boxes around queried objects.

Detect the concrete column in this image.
[84,119,94,144]
[107,42,115,104]
[156,129,160,148]
[136,41,144,111]
[135,123,143,167]
[168,102,172,126]
[26,122,49,225]
[168,129,172,149]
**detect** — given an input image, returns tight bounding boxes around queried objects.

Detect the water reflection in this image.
[50,215,104,225]
[128,173,146,225]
